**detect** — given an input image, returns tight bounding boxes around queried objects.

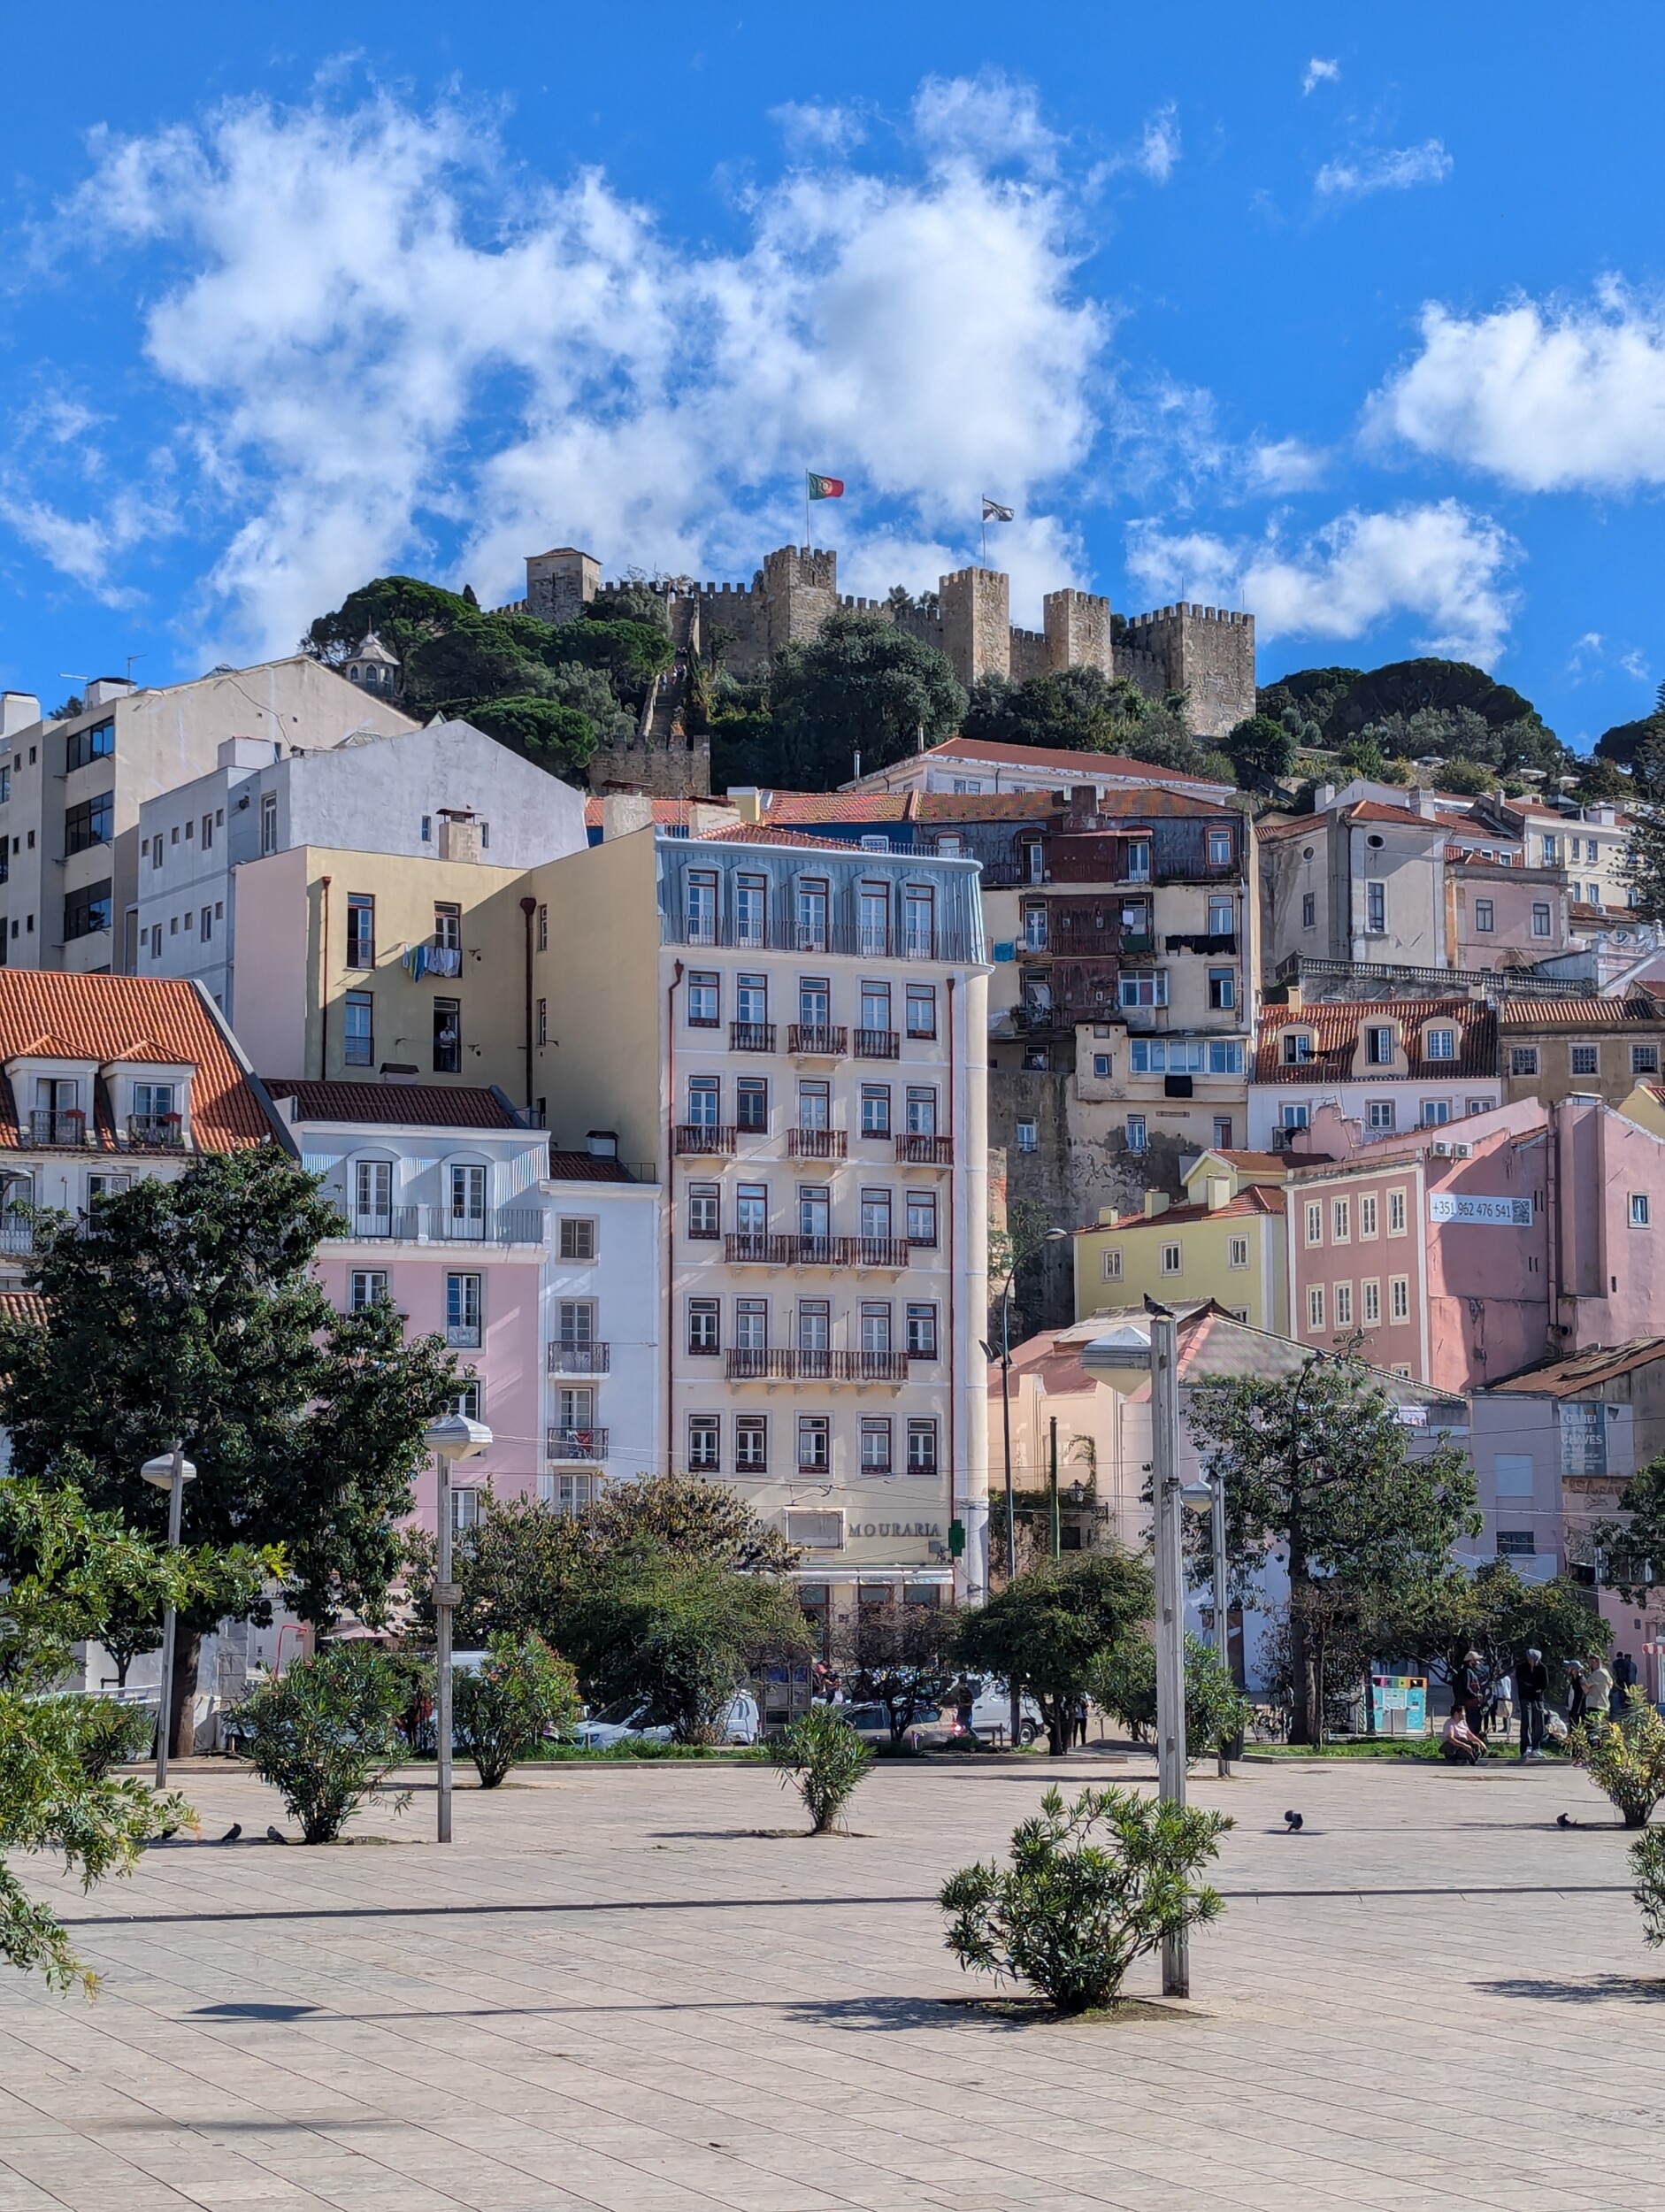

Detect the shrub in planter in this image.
[939,1783,1231,2014]
[455,1633,580,1787]
[1569,1691,1665,1828]
[236,1644,413,1843]
[769,1705,872,1833]
[1631,1827,1665,1948]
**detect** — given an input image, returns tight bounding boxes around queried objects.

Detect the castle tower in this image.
[1116,604,1256,740]
[1042,588,1116,680]
[761,545,840,655]
[940,566,1010,690]
[526,548,600,626]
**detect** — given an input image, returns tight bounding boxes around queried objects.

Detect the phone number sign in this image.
[1428,1193,1533,1227]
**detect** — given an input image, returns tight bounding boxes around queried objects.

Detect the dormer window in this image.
[1364,1025,1395,1065]
[32,1078,81,1146]
[130,1080,183,1148]
[1282,1032,1315,1065]
[1424,1026,1457,1062]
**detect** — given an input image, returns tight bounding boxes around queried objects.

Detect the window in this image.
[1511,1047,1539,1076]
[1125,1115,1147,1152]
[1208,967,1236,1010]
[1631,1194,1651,1228]
[1118,970,1168,1009]
[1424,1027,1456,1061]
[1421,1100,1450,1126]
[1307,1286,1325,1331]
[0,766,8,803]
[1531,902,1552,938]
[1207,827,1232,868]
[688,971,719,1026]
[557,1302,597,1354]
[202,813,213,850]
[260,790,278,856]
[151,833,163,871]
[536,997,548,1047]
[1227,1235,1248,1270]
[64,791,112,855]
[1465,1097,1489,1118]
[860,1302,892,1356]
[1305,1201,1324,1247]
[1390,1274,1410,1322]
[421,815,433,846]
[1334,1283,1353,1327]
[133,1081,174,1125]
[734,1298,768,1351]
[1016,1118,1038,1154]
[1277,1105,1308,1137]
[350,1270,387,1312]
[63,880,112,941]
[1023,904,1047,951]
[1093,1053,1112,1079]
[736,972,767,1025]
[735,873,767,946]
[861,1084,891,1138]
[795,1079,826,1132]
[344,991,373,1066]
[1282,1032,1314,1064]
[184,816,194,841]
[183,909,194,933]
[687,1074,720,1130]
[446,1272,481,1346]
[902,886,934,957]
[558,1217,596,1261]
[1101,1248,1123,1281]
[537,903,548,952]
[687,871,717,943]
[736,1183,767,1236]
[150,924,161,958]
[1368,1100,1395,1133]
[1161,1242,1182,1276]
[434,902,461,953]
[1301,891,1316,929]
[905,1188,938,1247]
[688,1299,720,1355]
[1498,1531,1536,1558]
[687,1184,719,1240]
[1474,898,1494,933]
[86,1171,128,1200]
[1365,1025,1394,1066]
[1388,1188,1407,1234]
[1366,881,1385,933]
[906,1419,938,1473]
[1125,840,1151,881]
[858,885,889,956]
[65,718,115,772]
[906,1302,938,1358]
[687,1417,720,1471]
[1634,1046,1660,1076]
[1360,1194,1378,1239]
[201,906,212,941]
[799,1185,831,1241]
[345,895,375,969]
[1570,1044,1599,1077]
[859,1188,892,1240]
[905,1086,937,1137]
[796,879,828,951]
[798,1416,830,1472]
[735,1416,768,1472]
[433,997,461,1073]
[449,1164,486,1230]
[798,1300,831,1354]
[860,1417,893,1472]
[860,979,892,1034]
[1331,1199,1350,1244]
[906,984,936,1038]
[1362,1279,1381,1325]
[1214,1117,1233,1148]
[1024,841,1045,884]
[1540,835,1559,868]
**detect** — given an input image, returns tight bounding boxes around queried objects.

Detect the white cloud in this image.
[1247,437,1328,493]
[771,102,864,157]
[1125,499,1518,664]
[1316,140,1452,198]
[35,87,1104,656]
[1302,58,1340,95]
[0,487,173,605]
[1133,103,1181,184]
[1368,288,1665,491]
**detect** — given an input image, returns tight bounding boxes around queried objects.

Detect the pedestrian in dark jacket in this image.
[1519,1648,1550,1759]
[1459,1651,1486,1737]
[1611,1650,1638,1718]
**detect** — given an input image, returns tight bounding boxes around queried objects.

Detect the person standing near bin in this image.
[1518,1647,1550,1760]
[1459,1651,1487,1738]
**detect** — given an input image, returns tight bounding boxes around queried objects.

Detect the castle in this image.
[506,543,1256,798]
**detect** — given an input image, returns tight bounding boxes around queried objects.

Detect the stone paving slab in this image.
[0,1754,1661,2209]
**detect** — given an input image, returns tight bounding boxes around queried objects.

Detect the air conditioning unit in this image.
[1430,1141,1454,1156]
[1454,1142,1472,1158]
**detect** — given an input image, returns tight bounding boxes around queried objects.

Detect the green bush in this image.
[51,1696,155,1780]
[1631,1827,1665,1947]
[939,1783,1231,2014]
[1569,1691,1665,1827]
[1087,1633,1250,1764]
[455,1634,580,1788]
[236,1645,413,1843]
[770,1706,872,1833]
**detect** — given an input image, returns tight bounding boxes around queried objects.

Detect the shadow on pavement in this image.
[1477,1975,1665,2004]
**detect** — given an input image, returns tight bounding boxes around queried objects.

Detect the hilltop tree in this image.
[763,611,966,788]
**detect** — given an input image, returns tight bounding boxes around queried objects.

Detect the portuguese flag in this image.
[806,472,845,499]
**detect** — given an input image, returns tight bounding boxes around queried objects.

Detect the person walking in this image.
[1518,1647,1550,1760]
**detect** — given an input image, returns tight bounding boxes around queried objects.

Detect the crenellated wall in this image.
[1115,605,1256,739]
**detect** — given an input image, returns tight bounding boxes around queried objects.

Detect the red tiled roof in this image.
[1082,1186,1286,1234]
[0,1291,50,1329]
[0,972,274,1153]
[1498,995,1665,1031]
[1204,1148,1299,1175]
[265,1080,521,1129]
[547,1150,637,1182]
[1255,998,1496,1083]
[917,736,1226,789]
[760,791,915,823]
[1343,801,1449,832]
[1486,1336,1665,1395]
[699,824,874,851]
[584,796,733,827]
[1254,814,1324,843]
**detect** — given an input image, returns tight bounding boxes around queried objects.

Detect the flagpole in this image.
[805,473,810,551]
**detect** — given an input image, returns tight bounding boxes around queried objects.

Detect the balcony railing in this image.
[423,1208,546,1245]
[668,916,980,962]
[29,1110,86,1148]
[730,1021,776,1052]
[1119,932,1156,956]
[895,1133,954,1164]
[349,1207,418,1241]
[127,1113,185,1149]
[445,1323,480,1349]
[675,1124,736,1156]
[788,1024,847,1057]
[1164,931,1239,956]
[788,1127,847,1159]
[0,1217,34,1256]
[549,1342,610,1374]
[725,1348,911,1383]
[547,1426,608,1463]
[854,1028,899,1059]
[724,1233,911,1269]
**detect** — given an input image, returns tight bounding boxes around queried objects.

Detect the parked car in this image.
[576,1691,758,1748]
[833,1683,1044,1748]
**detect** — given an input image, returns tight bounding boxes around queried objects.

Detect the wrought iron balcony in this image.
[730,1021,776,1052]
[424,1207,546,1245]
[788,1024,847,1057]
[547,1425,608,1463]
[854,1027,899,1059]
[725,1348,911,1383]
[895,1133,953,1165]
[787,1127,846,1159]
[725,1232,912,1269]
[29,1110,86,1148]
[675,1123,736,1156]
[127,1113,185,1149]
[0,1217,34,1256]
[549,1342,610,1375]
[347,1206,418,1241]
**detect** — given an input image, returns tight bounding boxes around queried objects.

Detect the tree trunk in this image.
[168,1631,202,1761]
[1287,1545,1314,1745]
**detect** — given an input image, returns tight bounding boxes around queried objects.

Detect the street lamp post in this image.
[1148,1304,1190,1998]
[426,1412,492,1843]
[1182,1469,1232,1778]
[140,1444,197,1791]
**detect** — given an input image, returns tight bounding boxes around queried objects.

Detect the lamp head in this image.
[426,1413,492,1462]
[140,1450,196,1489]
[1179,1479,1216,1514]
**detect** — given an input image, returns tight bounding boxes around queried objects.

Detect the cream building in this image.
[1070,1150,1290,1333]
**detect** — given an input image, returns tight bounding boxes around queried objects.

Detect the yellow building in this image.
[1070,1148,1288,1332]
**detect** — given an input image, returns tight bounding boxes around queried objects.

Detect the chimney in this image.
[587,1130,618,1159]
[1414,786,1439,819]
[1205,1176,1231,1213]
[438,810,482,864]
[82,676,134,709]
[1143,1190,1170,1218]
[602,792,653,840]
[0,692,40,741]
[727,787,764,825]
[1065,784,1099,829]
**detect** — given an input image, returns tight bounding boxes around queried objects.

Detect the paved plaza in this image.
[1,1749,1661,2212]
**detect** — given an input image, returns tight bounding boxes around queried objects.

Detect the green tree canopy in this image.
[1620,742,1665,921]
[305,575,473,665]
[951,1551,1154,1754]
[1377,1559,1609,1695]
[1225,713,1298,786]
[763,611,966,789]
[466,696,599,780]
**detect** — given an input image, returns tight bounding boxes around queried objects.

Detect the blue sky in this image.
[3,4,1663,747]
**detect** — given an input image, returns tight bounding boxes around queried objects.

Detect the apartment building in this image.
[524,823,991,1613]
[1498,993,1665,1109]
[0,968,285,1289]
[1247,995,1500,1149]
[0,661,413,978]
[136,718,586,1018]
[1070,1149,1290,1332]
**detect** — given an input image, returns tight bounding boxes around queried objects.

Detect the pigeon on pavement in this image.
[1284,1809,1304,1832]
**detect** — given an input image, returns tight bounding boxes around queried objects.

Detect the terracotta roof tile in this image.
[1486,1336,1665,1395]
[265,1080,522,1129]
[0,1291,49,1329]
[547,1150,638,1182]
[917,736,1227,789]
[1081,1187,1285,1233]
[0,973,274,1153]
[699,823,879,851]
[1343,801,1449,831]
[1255,998,1496,1083]
[1498,996,1665,1031]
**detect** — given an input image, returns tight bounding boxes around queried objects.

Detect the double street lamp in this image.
[140,1443,196,1791]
